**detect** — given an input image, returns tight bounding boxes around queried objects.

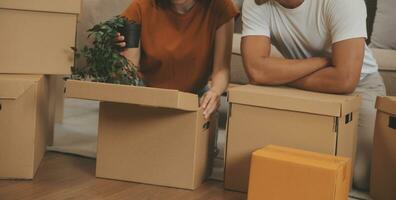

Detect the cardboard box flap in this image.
[229,85,361,117]
[65,80,199,111]
[255,145,349,169]
[0,0,81,14]
[375,96,396,116]
[0,74,43,82]
[0,79,34,100]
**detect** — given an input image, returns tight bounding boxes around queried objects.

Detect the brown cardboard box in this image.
[225,85,361,192]
[248,145,351,200]
[0,0,81,74]
[370,96,396,200]
[65,80,212,189]
[47,75,66,146]
[53,76,66,123]
[0,75,50,179]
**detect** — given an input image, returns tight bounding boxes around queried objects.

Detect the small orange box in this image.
[247,145,351,200]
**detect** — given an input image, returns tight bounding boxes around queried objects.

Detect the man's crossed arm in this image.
[241,36,365,94]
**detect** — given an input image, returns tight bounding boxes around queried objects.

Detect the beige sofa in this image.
[230,33,396,96]
[371,48,396,95]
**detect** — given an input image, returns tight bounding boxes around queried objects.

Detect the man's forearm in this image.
[245,56,329,85]
[288,66,360,94]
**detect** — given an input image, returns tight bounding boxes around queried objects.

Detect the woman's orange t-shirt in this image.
[122,0,239,93]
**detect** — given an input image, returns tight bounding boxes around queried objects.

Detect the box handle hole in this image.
[345,113,353,124]
[203,122,210,130]
[389,116,396,130]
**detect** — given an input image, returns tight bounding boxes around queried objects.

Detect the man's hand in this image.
[200,90,221,120]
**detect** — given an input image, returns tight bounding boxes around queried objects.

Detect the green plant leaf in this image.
[71,16,143,86]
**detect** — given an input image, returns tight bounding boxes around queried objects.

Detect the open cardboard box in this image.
[0,75,50,179]
[224,85,361,192]
[65,80,213,190]
[0,0,81,74]
[370,96,396,200]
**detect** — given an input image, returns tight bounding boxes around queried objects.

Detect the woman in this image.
[116,0,239,120]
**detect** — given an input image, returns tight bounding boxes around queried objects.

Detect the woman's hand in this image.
[115,32,141,69]
[200,89,221,120]
[115,32,126,48]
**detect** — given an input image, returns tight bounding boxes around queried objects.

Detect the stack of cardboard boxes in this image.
[223,86,396,199]
[224,85,361,192]
[0,0,80,179]
[0,0,213,188]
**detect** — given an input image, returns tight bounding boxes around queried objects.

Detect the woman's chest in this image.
[140,12,215,62]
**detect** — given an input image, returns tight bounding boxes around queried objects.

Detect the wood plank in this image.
[0,152,246,200]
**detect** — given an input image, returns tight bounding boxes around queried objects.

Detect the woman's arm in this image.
[200,18,234,120]
[116,33,140,66]
[241,36,330,85]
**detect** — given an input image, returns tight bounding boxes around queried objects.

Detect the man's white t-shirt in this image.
[242,0,378,79]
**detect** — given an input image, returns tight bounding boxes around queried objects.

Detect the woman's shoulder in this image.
[122,0,157,23]
[206,0,239,27]
[209,0,236,9]
[207,0,239,15]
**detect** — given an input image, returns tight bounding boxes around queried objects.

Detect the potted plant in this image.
[71,16,143,86]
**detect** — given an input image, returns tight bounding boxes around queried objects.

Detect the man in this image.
[241,0,386,190]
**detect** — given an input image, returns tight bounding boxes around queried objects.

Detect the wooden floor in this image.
[0,152,246,200]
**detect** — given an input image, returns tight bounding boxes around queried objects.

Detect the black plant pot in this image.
[121,22,141,48]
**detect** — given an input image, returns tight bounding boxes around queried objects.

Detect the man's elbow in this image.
[246,69,262,85]
[244,62,261,85]
[245,64,280,86]
[339,82,358,94]
[335,76,359,94]
[246,70,275,85]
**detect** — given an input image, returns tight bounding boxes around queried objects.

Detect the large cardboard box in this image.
[65,80,212,189]
[248,145,351,200]
[370,96,396,200]
[0,75,50,179]
[0,0,81,74]
[225,85,361,192]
